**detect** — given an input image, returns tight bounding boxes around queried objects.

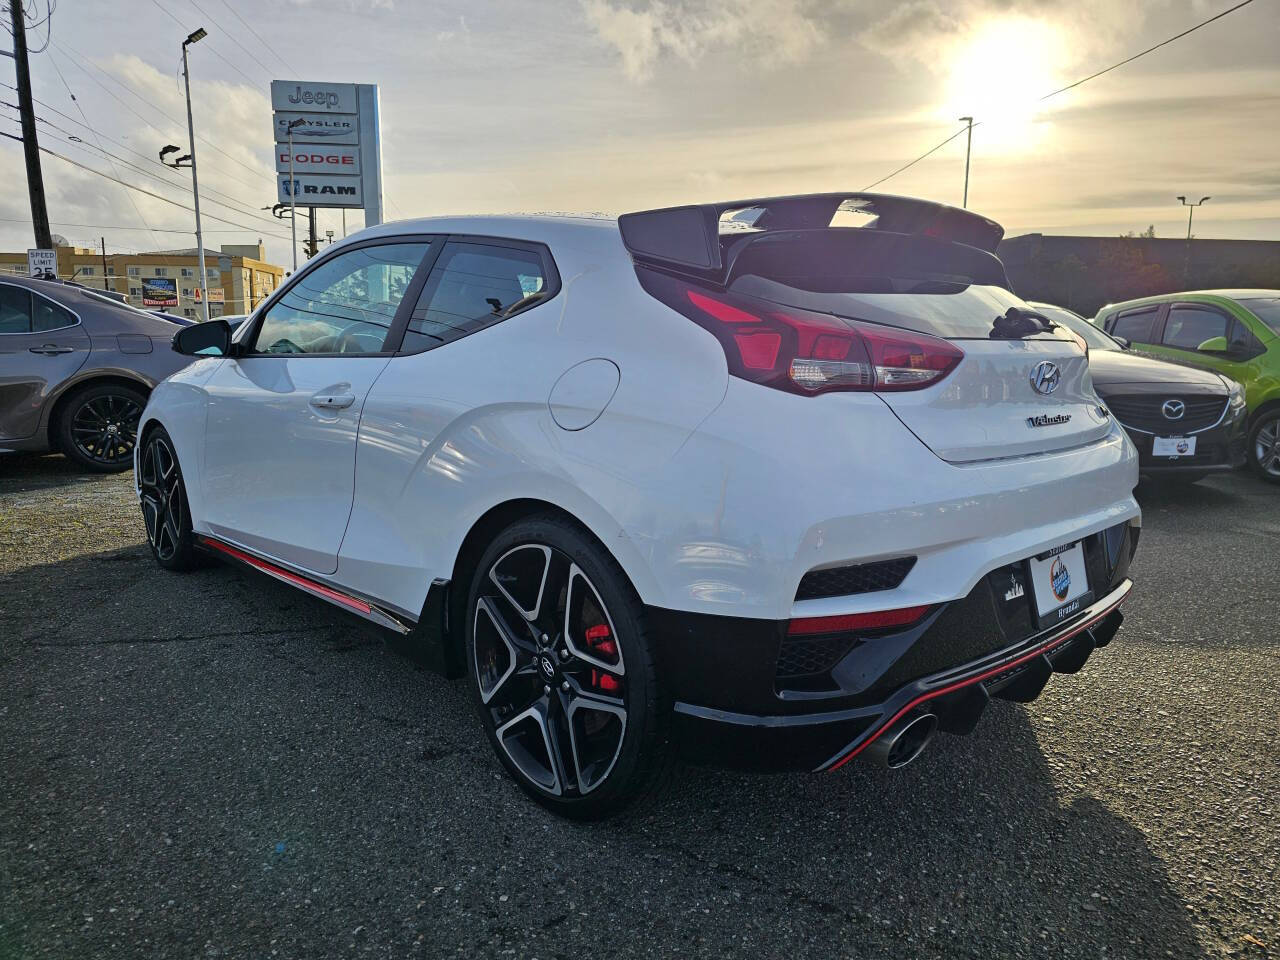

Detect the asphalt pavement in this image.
[1,452,1276,959]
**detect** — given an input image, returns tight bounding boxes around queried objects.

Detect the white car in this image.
[137,193,1140,818]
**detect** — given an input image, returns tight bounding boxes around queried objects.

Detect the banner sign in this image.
[194,286,225,304]
[275,144,361,175]
[141,277,178,307]
[278,173,364,207]
[271,79,382,223]
[27,248,56,277]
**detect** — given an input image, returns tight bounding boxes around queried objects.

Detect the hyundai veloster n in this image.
[137,193,1140,818]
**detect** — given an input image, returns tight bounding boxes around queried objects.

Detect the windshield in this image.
[1238,297,1280,335]
[1030,303,1122,351]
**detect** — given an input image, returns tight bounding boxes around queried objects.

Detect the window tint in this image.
[402,242,549,352]
[252,242,430,355]
[1239,297,1280,335]
[1110,307,1159,343]
[0,285,30,333]
[1163,306,1229,351]
[32,295,76,332]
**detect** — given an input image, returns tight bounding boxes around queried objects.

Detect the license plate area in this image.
[1153,435,1196,458]
[1027,541,1093,630]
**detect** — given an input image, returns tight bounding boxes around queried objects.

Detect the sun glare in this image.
[943,17,1065,149]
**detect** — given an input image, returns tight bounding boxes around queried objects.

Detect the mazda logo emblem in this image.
[1162,399,1186,420]
[1029,360,1061,396]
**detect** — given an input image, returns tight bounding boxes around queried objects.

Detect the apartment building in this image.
[0,241,285,319]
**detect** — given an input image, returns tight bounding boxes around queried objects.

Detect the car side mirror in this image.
[1196,336,1229,353]
[1113,335,1130,349]
[172,318,233,357]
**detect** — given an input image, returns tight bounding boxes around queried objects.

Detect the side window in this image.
[1163,306,1229,352]
[251,242,431,355]
[0,285,31,333]
[1110,307,1159,343]
[401,242,550,353]
[31,295,76,332]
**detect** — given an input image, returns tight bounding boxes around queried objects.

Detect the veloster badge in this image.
[1027,413,1072,428]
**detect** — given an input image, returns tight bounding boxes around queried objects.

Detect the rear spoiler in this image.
[617,193,1005,275]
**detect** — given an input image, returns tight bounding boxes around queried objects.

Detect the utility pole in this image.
[100,237,109,290]
[9,1,52,248]
[1177,195,1210,286]
[959,116,974,210]
[307,206,318,258]
[181,28,211,323]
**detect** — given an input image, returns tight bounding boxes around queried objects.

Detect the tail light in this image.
[640,268,963,396]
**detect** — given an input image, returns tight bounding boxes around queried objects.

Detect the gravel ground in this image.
[0,452,1276,959]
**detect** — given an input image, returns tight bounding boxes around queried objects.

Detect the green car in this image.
[1095,290,1280,483]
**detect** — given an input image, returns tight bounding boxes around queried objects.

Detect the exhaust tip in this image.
[868,712,938,769]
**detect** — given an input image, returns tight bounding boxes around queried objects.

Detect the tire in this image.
[465,514,671,819]
[57,382,147,473]
[138,426,199,572]
[1247,409,1280,484]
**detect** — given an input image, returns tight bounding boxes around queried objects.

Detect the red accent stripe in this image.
[199,536,372,614]
[788,605,932,636]
[824,589,1130,772]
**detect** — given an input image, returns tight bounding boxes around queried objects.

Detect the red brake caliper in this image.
[584,624,621,693]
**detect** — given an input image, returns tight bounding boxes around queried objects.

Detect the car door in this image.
[199,237,437,574]
[1104,304,1163,353]
[0,283,90,442]
[1148,302,1255,379]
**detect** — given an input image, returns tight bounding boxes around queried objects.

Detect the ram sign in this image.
[271,79,382,223]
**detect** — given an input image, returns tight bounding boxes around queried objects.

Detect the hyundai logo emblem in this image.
[1029,360,1061,395]
[538,655,556,680]
[1162,399,1186,420]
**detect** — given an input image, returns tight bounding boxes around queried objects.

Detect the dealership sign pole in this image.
[272,81,383,245]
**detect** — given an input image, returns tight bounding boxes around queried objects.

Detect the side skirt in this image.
[196,535,414,635]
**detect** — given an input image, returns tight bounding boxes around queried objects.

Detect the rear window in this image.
[1239,297,1280,334]
[724,229,1028,339]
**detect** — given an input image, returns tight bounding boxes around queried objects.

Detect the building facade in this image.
[0,241,285,319]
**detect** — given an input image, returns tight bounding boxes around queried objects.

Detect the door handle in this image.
[29,344,74,355]
[309,392,356,410]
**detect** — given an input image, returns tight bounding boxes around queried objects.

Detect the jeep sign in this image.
[271,79,382,224]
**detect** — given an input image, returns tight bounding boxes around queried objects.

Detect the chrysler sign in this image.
[271,79,382,223]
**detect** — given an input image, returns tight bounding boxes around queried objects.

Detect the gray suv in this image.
[0,277,195,472]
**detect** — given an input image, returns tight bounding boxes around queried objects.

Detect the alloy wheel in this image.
[70,394,141,467]
[473,543,628,797]
[139,434,184,562]
[1255,419,1280,478]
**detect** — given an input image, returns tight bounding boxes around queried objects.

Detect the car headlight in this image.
[1227,380,1246,410]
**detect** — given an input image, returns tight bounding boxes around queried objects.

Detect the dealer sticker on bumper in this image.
[1028,541,1092,629]
[1153,435,1196,458]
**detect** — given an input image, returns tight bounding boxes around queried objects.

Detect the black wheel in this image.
[138,427,198,572]
[465,515,670,819]
[1248,410,1280,484]
[57,382,146,473]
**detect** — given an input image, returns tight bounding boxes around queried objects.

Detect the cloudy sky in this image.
[1,0,1276,268]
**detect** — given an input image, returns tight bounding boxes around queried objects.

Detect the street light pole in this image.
[181,27,210,323]
[286,118,305,272]
[1177,195,1211,286]
[959,116,974,209]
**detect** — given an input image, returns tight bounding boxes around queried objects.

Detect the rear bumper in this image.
[651,517,1139,773]
[668,581,1129,772]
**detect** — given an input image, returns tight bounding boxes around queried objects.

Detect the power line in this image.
[45,47,163,250]
[48,39,274,186]
[0,128,291,239]
[0,215,277,234]
[182,0,275,80]
[144,0,264,88]
[1037,0,1255,103]
[862,0,1258,192]
[218,0,298,75]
